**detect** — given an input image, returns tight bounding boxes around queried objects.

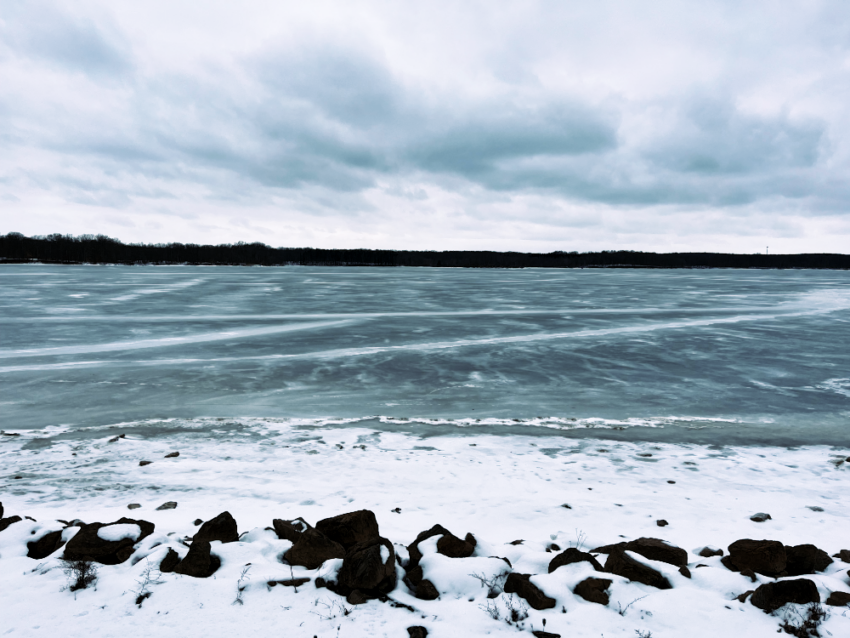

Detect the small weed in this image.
[617,596,648,617]
[469,571,510,598]
[635,630,653,638]
[571,529,588,551]
[131,559,164,607]
[312,598,354,620]
[779,603,829,637]
[233,564,252,605]
[63,560,98,593]
[480,594,529,628]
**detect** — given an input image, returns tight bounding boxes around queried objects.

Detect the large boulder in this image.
[833,549,850,563]
[574,577,612,605]
[785,544,833,576]
[27,530,66,559]
[723,539,786,576]
[272,517,312,543]
[593,538,686,567]
[63,518,155,565]
[316,510,380,551]
[174,540,220,578]
[750,579,820,612]
[336,537,397,601]
[604,549,672,589]
[549,547,603,573]
[407,524,476,567]
[503,573,556,610]
[0,516,23,533]
[193,512,238,544]
[284,528,345,569]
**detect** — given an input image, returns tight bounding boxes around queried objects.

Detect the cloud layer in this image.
[1,0,848,251]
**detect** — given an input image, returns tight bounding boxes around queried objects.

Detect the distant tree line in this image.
[0,232,847,269]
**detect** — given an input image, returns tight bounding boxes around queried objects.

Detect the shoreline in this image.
[1,423,848,636]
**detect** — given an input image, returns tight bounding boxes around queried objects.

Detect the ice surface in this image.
[96,524,141,542]
[0,265,848,444]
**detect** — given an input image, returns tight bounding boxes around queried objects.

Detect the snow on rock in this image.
[96,524,141,542]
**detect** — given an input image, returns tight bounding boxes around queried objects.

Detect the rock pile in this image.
[1,502,849,624]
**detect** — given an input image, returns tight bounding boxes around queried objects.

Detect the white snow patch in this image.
[96,524,141,542]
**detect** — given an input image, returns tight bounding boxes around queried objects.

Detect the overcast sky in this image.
[1,0,849,252]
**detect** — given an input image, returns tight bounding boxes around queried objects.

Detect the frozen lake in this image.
[1,264,848,445]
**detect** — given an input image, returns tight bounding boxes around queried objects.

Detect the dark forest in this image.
[1,232,847,269]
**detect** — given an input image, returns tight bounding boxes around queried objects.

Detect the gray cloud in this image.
[0,0,848,250]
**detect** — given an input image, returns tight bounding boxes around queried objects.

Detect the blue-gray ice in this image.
[0,265,848,445]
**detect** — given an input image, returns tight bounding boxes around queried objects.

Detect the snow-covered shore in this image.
[1,420,849,637]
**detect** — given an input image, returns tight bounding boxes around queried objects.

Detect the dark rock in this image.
[174,540,220,578]
[272,517,312,543]
[346,589,369,605]
[316,510,379,551]
[0,516,23,533]
[785,544,833,575]
[604,549,672,589]
[193,519,203,526]
[750,512,771,523]
[437,532,476,558]
[193,511,238,544]
[63,518,155,565]
[139,461,152,466]
[412,579,440,600]
[1,502,4,517]
[561,504,571,509]
[834,550,850,563]
[407,524,475,568]
[826,591,850,607]
[510,539,524,545]
[750,579,819,612]
[594,537,686,567]
[284,528,345,569]
[165,452,179,458]
[127,504,141,510]
[547,543,561,552]
[503,573,556,610]
[667,480,675,484]
[625,538,687,567]
[678,566,691,578]
[407,627,428,638]
[159,548,181,572]
[806,506,824,512]
[273,578,310,587]
[736,590,754,602]
[574,577,612,605]
[337,537,397,600]
[27,530,66,559]
[656,520,669,527]
[724,539,786,576]
[548,547,603,573]
[156,502,178,511]
[741,568,757,582]
[532,633,561,638]
[698,546,723,558]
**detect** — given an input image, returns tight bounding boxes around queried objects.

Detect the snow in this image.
[0,420,849,637]
[96,524,141,542]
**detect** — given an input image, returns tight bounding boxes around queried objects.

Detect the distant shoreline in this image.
[2,233,849,269]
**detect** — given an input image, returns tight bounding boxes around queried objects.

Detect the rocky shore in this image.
[2,501,849,637]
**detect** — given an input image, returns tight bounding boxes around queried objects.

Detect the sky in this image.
[1,0,849,253]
